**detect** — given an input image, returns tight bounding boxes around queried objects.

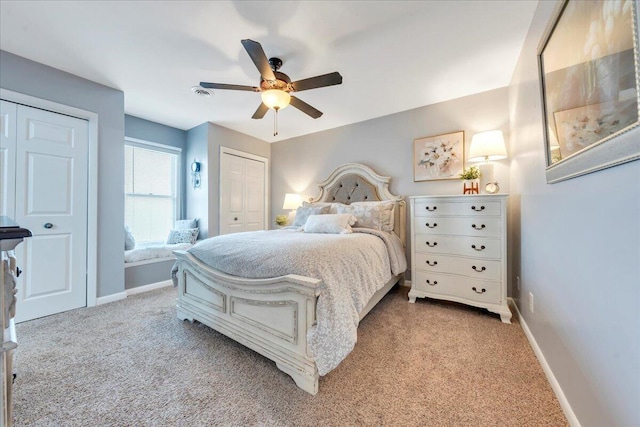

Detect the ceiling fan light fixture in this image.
[261,89,291,110]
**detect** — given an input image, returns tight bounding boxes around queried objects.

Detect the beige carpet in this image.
[13,285,567,426]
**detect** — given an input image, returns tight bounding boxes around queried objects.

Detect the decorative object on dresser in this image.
[459,166,480,194]
[1,216,32,427]
[413,131,464,181]
[408,195,511,323]
[467,130,507,193]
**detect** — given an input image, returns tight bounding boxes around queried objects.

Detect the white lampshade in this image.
[468,130,507,162]
[261,89,291,110]
[282,193,302,210]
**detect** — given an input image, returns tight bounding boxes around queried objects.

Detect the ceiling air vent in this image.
[191,86,211,97]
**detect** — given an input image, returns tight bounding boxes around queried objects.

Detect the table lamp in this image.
[468,130,507,193]
[282,193,302,224]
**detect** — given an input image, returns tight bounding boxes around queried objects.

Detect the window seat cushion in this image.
[125,242,193,264]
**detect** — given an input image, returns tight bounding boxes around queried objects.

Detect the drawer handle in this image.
[425,241,438,247]
[472,287,486,294]
[471,244,486,251]
[426,279,438,286]
[425,222,437,228]
[44,222,53,229]
[425,206,437,211]
[16,266,22,277]
[471,224,485,230]
[425,260,438,266]
[472,266,486,272]
[471,205,485,212]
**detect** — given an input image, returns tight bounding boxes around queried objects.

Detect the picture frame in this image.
[413,131,464,182]
[538,0,640,183]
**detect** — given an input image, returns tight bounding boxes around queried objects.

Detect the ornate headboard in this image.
[309,163,406,245]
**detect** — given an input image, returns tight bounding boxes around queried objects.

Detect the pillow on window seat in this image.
[166,228,199,244]
[175,218,198,230]
[125,226,136,250]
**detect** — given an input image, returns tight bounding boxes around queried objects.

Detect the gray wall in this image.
[508,1,640,425]
[271,86,511,275]
[124,259,175,290]
[186,122,270,239]
[0,50,125,298]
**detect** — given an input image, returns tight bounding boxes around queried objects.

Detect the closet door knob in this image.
[44,223,53,229]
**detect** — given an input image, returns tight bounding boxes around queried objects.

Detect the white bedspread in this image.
[186,228,406,375]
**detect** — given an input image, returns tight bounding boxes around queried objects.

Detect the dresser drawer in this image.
[413,200,501,217]
[414,217,501,237]
[413,271,501,304]
[415,234,501,259]
[413,252,502,281]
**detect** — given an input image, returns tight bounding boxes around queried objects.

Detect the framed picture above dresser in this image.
[408,194,511,323]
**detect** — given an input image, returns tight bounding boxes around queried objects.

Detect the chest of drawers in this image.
[408,195,511,323]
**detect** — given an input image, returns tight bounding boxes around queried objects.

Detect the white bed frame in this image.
[174,163,406,394]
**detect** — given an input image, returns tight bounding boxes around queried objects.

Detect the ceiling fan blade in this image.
[290,96,323,119]
[199,82,259,92]
[241,39,276,81]
[290,72,343,92]
[252,102,269,119]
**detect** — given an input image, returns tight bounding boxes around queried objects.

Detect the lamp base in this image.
[478,162,494,193]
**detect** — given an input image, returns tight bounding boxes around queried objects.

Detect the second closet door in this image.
[219,152,265,235]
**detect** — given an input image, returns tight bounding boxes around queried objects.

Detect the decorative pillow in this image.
[175,218,198,230]
[293,205,330,227]
[124,226,136,250]
[302,214,355,234]
[336,201,395,232]
[166,228,199,244]
[302,201,346,214]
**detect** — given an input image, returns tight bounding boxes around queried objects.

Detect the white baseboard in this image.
[401,279,412,288]
[125,280,173,296]
[96,292,127,305]
[508,298,581,427]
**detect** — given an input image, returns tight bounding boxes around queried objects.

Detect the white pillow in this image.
[175,218,198,230]
[303,214,355,234]
[166,228,199,244]
[336,201,395,232]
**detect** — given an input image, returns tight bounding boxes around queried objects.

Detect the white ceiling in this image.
[0,0,538,143]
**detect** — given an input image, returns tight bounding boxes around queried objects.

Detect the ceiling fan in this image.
[199,39,342,134]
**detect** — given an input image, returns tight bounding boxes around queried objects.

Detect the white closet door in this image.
[219,151,266,235]
[220,153,246,235]
[0,101,17,218]
[14,104,89,323]
[244,158,265,232]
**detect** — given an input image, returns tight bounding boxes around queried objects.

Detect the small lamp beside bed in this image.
[282,193,302,225]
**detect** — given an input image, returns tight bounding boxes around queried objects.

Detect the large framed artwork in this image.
[538,0,640,183]
[413,131,464,181]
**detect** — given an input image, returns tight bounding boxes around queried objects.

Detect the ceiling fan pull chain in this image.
[273,107,279,136]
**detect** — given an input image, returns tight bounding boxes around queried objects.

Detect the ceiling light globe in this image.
[261,89,291,110]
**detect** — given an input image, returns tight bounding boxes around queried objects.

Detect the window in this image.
[124,140,180,244]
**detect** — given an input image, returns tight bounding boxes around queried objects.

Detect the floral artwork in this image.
[413,131,464,181]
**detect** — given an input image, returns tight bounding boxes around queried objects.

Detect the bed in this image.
[173,163,406,394]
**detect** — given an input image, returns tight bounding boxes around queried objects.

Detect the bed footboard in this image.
[174,250,322,394]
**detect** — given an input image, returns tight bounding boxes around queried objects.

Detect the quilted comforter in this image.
[184,228,406,375]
